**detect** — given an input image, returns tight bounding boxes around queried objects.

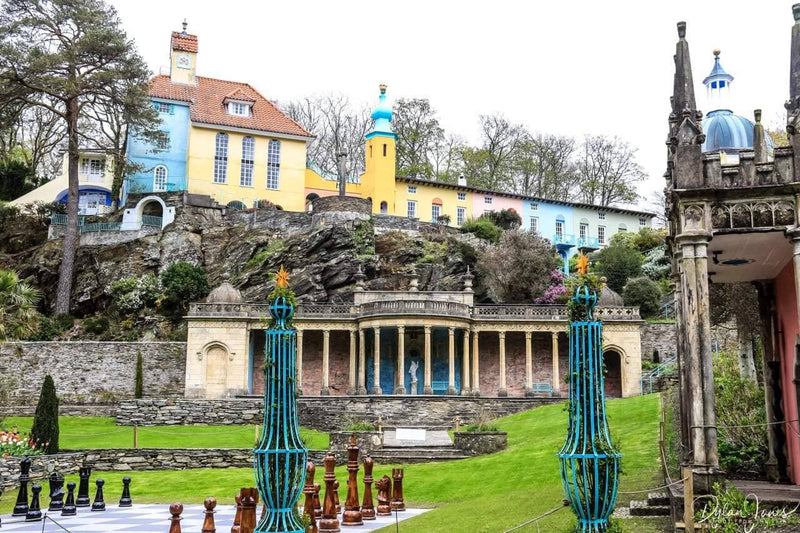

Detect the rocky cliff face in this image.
[0,204,483,315]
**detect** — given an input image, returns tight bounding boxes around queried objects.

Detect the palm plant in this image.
[0,269,41,341]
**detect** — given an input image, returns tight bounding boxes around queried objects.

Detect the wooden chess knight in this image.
[375,476,391,516]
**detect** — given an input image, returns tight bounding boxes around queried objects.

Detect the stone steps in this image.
[371,446,471,464]
[628,499,671,517]
[648,492,670,507]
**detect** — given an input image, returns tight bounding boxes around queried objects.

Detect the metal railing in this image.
[50,213,163,233]
[552,233,575,246]
[641,355,677,394]
[576,236,600,249]
[82,222,122,233]
[141,215,163,228]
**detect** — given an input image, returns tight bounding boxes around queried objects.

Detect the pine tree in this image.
[31,374,59,454]
[134,351,143,399]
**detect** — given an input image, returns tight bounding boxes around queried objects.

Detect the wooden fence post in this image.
[133,424,139,449]
[683,467,694,532]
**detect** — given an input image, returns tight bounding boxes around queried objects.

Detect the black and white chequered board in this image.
[0,505,429,532]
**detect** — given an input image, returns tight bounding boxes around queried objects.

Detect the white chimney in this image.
[457,175,467,186]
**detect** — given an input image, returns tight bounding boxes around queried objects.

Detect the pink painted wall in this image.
[471,192,524,219]
[774,260,800,484]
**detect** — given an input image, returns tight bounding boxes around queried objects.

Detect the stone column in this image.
[472,330,480,396]
[296,329,304,396]
[447,327,457,395]
[551,331,560,394]
[524,331,533,397]
[755,281,780,481]
[423,325,433,395]
[395,326,406,395]
[358,328,367,395]
[348,330,357,395]
[321,329,331,396]
[461,329,471,395]
[498,331,508,397]
[372,327,382,395]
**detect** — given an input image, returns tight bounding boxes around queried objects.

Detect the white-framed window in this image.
[408,185,417,194]
[457,207,466,226]
[555,220,564,237]
[155,102,172,114]
[80,158,104,181]
[530,202,539,210]
[407,200,417,218]
[240,136,254,187]
[156,131,169,151]
[484,196,493,205]
[266,139,281,189]
[598,212,606,220]
[598,225,606,244]
[153,165,167,192]
[530,216,539,234]
[431,204,441,221]
[639,217,647,226]
[213,132,228,183]
[579,223,588,240]
[227,102,251,116]
[457,192,466,201]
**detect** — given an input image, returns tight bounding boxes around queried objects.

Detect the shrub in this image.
[593,244,643,293]
[344,421,375,431]
[0,269,41,340]
[160,262,210,318]
[436,214,451,225]
[0,430,42,457]
[83,315,109,335]
[641,245,670,281]
[483,209,521,230]
[0,201,21,225]
[134,351,143,399]
[31,375,59,454]
[110,274,163,314]
[460,217,503,243]
[623,277,662,318]
[534,269,568,304]
[463,423,501,433]
[478,230,558,303]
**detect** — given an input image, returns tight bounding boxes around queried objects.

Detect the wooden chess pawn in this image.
[169,503,183,533]
[239,487,258,533]
[391,468,405,511]
[25,483,43,521]
[303,461,318,533]
[361,454,375,520]
[318,452,340,533]
[61,481,77,516]
[91,478,106,511]
[333,480,341,514]
[342,434,363,526]
[12,456,31,516]
[202,497,217,533]
[375,476,391,516]
[313,482,322,519]
[119,476,132,507]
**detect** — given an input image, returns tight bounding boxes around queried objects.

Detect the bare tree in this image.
[513,132,577,200]
[478,113,523,191]
[0,105,64,181]
[393,98,443,179]
[577,135,645,206]
[430,133,466,184]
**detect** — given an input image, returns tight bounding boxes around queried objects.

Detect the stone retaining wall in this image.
[0,404,117,418]
[640,323,677,362]
[329,431,383,456]
[0,342,185,404]
[453,432,508,456]
[116,397,558,430]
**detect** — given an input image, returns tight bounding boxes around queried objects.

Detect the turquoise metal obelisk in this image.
[558,284,621,532]
[254,294,307,533]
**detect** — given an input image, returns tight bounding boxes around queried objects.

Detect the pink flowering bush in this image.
[534,270,568,304]
[0,430,43,457]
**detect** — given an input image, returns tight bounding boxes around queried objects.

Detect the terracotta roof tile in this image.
[148,75,313,138]
[171,32,198,53]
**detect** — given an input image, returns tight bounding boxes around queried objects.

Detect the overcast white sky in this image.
[110,0,795,210]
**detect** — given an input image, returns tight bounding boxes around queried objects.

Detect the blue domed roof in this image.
[366,84,395,139]
[701,109,755,153]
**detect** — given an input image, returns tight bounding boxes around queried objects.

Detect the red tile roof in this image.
[171,32,198,53]
[149,75,313,138]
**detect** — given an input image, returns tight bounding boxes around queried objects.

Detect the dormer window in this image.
[227,102,251,117]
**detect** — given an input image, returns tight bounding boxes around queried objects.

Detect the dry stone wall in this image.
[640,323,677,362]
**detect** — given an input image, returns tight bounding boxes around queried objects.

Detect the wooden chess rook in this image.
[361,454,375,520]
[375,475,391,516]
[239,487,258,533]
[391,468,405,511]
[342,434,363,526]
[318,451,340,533]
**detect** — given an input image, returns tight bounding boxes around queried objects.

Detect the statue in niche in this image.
[408,360,419,395]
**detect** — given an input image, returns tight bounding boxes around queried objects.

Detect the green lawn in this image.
[0,395,663,532]
[1,417,329,450]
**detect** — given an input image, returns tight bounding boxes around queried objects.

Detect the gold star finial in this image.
[276,265,289,288]
[577,253,589,276]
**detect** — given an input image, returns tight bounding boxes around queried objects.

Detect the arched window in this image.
[267,139,281,190]
[380,201,388,214]
[240,136,254,186]
[153,166,167,192]
[618,223,627,233]
[214,133,228,183]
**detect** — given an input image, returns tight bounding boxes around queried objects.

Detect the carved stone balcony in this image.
[359,300,471,319]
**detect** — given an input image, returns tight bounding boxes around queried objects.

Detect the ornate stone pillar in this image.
[321,329,330,396]
[372,327,382,395]
[461,329,471,395]
[348,330,357,395]
[395,326,406,395]
[358,328,367,395]
[447,327,457,395]
[296,329,304,396]
[551,331,560,393]
[524,331,533,397]
[423,325,433,395]
[472,330,480,396]
[498,331,508,397]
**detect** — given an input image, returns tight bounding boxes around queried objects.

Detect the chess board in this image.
[0,505,429,532]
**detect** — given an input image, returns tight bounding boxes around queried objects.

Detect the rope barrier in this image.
[617,476,688,495]
[503,501,569,533]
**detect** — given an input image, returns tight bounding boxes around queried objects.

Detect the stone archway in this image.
[121,195,175,231]
[603,348,623,398]
[203,342,230,398]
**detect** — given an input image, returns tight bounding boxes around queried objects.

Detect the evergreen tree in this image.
[31,374,59,454]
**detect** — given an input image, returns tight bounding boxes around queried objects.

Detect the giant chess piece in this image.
[391,468,405,511]
[119,476,132,507]
[91,478,106,511]
[313,482,322,519]
[361,454,375,520]
[26,483,43,521]
[375,476,391,516]
[12,456,31,516]
[318,452,340,533]
[303,461,318,533]
[333,480,341,514]
[169,503,183,533]
[239,487,258,533]
[342,434,363,526]
[48,472,65,512]
[202,497,217,533]
[230,493,242,533]
[61,481,77,516]
[76,466,91,507]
